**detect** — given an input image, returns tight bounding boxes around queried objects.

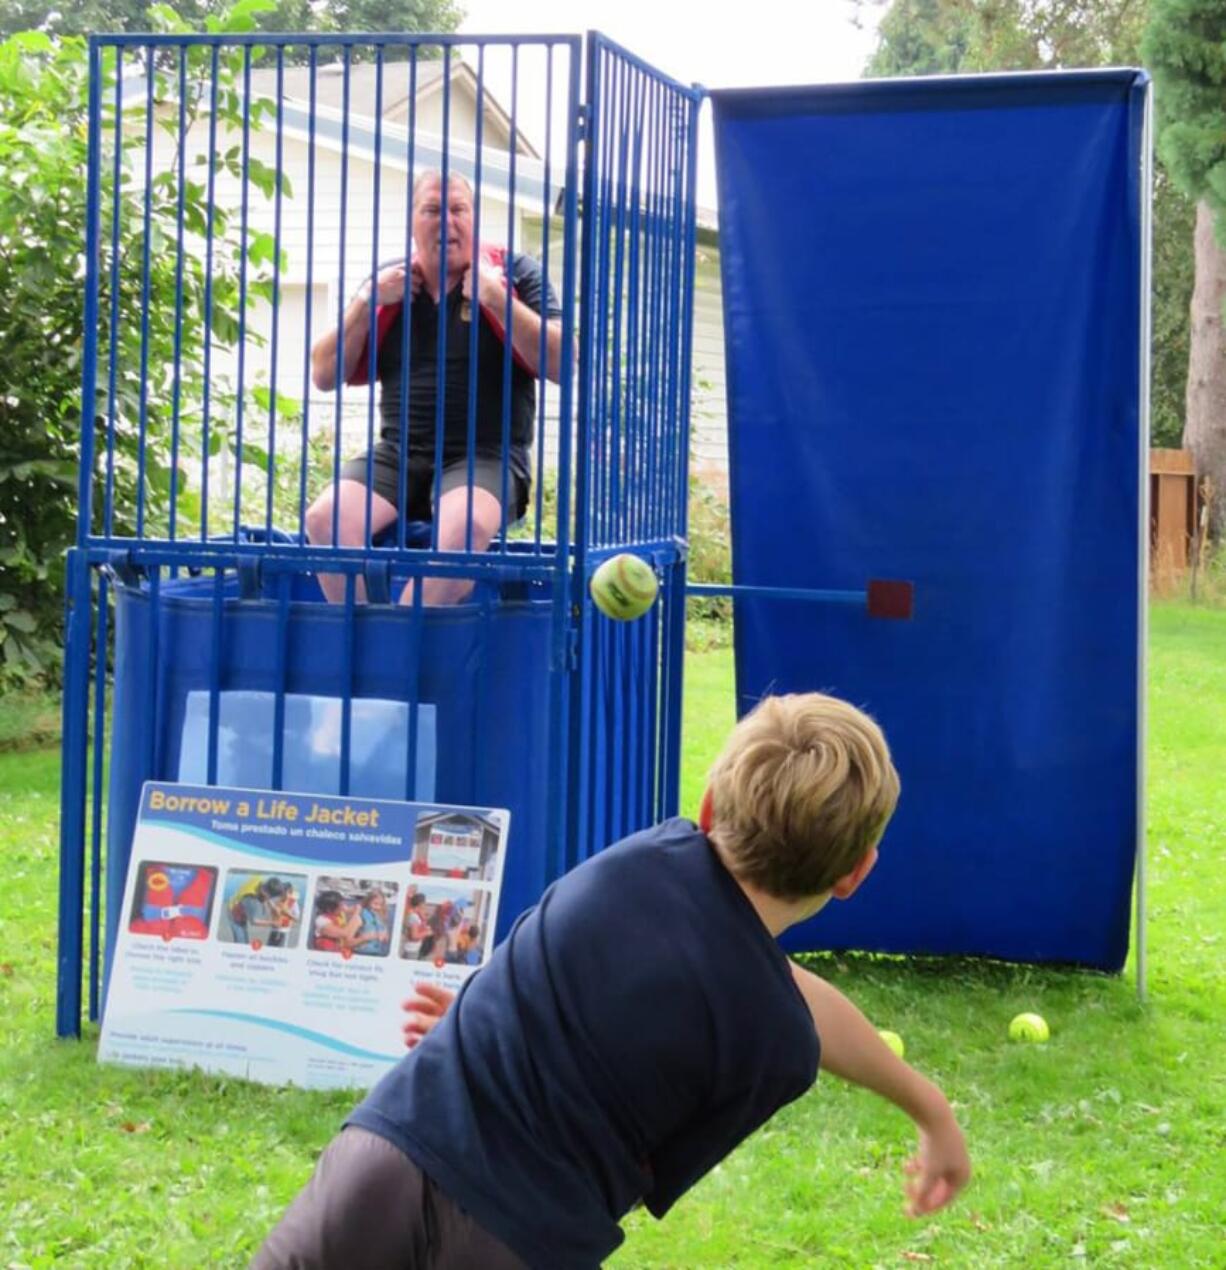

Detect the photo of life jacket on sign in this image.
[126,862,218,942]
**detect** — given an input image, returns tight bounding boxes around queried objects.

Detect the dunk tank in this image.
[57,35,1149,1038]
[57,32,702,1034]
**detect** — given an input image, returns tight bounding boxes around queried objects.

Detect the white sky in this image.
[455,0,882,208]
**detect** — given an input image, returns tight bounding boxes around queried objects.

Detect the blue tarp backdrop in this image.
[712,72,1147,971]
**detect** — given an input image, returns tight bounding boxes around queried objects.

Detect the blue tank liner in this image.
[712,72,1146,971]
[106,572,554,964]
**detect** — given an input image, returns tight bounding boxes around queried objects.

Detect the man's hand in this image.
[400,981,456,1049]
[361,260,425,307]
[462,260,507,310]
[904,1108,971,1217]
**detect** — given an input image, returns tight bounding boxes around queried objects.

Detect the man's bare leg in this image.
[305,479,399,603]
[400,485,504,607]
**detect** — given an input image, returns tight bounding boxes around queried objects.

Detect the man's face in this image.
[413,176,474,276]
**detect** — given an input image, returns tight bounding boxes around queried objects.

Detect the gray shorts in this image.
[250,1126,527,1270]
[340,443,529,523]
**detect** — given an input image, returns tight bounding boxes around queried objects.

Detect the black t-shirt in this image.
[348,819,820,1270]
[374,253,560,481]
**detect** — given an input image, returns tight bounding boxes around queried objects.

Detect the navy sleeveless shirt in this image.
[348,819,820,1268]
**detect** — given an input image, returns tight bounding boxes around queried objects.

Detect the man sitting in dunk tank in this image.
[306,170,565,605]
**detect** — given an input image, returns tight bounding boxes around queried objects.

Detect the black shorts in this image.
[340,443,529,523]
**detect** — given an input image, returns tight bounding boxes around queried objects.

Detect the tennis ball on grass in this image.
[1008,1012,1050,1043]
[878,1029,905,1059]
[589,553,659,621]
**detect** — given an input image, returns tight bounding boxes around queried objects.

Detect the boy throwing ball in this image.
[254,694,970,1268]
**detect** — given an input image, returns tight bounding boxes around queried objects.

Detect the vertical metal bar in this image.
[653,85,673,546]
[145,568,162,792]
[464,45,485,555]
[135,47,156,538]
[498,46,519,554]
[533,46,554,554]
[56,550,92,1037]
[340,572,356,794]
[644,73,665,543]
[271,572,291,790]
[404,584,424,799]
[660,90,702,818]
[661,87,684,541]
[102,45,123,541]
[607,56,632,548]
[1135,79,1153,1003]
[232,46,254,540]
[568,35,600,859]
[395,49,418,553]
[634,71,650,546]
[79,39,104,547]
[646,79,667,542]
[556,34,589,884]
[298,46,317,544]
[201,45,221,540]
[169,47,188,542]
[88,572,109,1021]
[431,45,452,557]
[593,48,617,548]
[621,67,645,547]
[363,46,384,553]
[266,47,285,541]
[207,567,225,784]
[331,47,352,553]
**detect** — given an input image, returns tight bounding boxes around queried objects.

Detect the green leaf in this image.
[3,610,38,634]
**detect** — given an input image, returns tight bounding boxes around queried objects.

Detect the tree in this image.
[1144,0,1226,539]
[0,0,463,60]
[857,0,1196,449]
[0,5,290,679]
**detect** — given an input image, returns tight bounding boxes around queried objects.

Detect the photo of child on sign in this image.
[399,884,491,965]
[308,877,400,958]
[219,870,308,949]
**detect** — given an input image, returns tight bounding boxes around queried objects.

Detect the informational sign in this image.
[98,783,509,1090]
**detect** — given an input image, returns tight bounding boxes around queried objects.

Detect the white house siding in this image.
[690,242,729,485]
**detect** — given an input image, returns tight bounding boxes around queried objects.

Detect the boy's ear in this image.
[830,844,879,901]
[698,788,714,834]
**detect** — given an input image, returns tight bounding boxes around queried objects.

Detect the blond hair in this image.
[706,693,900,900]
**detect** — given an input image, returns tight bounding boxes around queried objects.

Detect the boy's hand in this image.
[400,982,456,1049]
[904,1111,971,1217]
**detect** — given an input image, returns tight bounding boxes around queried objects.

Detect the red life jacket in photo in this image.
[129,865,212,940]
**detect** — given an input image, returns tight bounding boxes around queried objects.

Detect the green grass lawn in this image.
[2,602,1224,1267]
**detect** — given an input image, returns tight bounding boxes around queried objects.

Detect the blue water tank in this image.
[105,571,556,964]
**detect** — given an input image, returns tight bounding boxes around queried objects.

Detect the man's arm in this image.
[467,262,566,384]
[311,263,413,392]
[790,962,971,1217]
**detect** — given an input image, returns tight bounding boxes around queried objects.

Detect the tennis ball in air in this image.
[589,553,659,621]
[878,1029,905,1059]
[1008,1012,1050,1043]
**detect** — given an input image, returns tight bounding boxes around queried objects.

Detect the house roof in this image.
[246,58,540,160]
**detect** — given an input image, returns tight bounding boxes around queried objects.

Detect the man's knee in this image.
[304,494,335,546]
[436,487,504,550]
[307,482,393,548]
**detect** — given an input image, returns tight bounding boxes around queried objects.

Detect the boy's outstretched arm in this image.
[789,962,971,1217]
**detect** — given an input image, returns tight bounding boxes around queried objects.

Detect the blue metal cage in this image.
[58,30,703,1036]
